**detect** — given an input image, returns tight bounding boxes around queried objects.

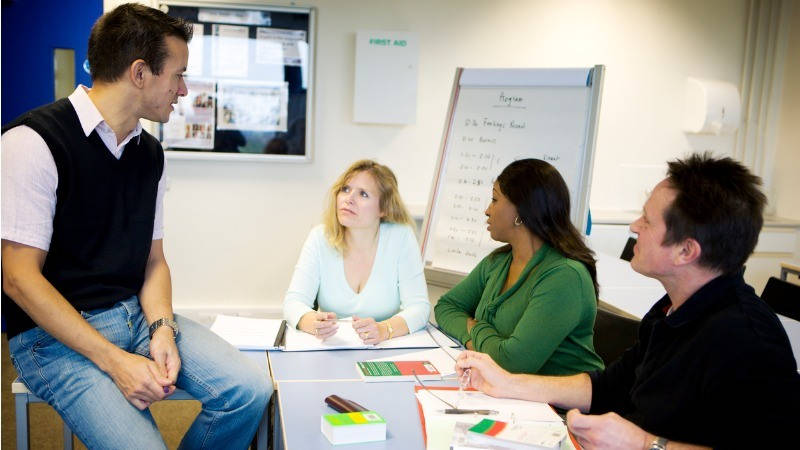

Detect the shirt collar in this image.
[68,85,142,143]
[652,269,746,327]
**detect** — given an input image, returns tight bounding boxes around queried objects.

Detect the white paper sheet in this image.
[416,389,564,450]
[416,389,562,424]
[256,28,307,66]
[216,80,288,132]
[198,8,270,26]
[368,348,462,376]
[163,79,216,149]
[283,322,460,352]
[212,24,249,78]
[209,314,284,350]
[450,421,575,450]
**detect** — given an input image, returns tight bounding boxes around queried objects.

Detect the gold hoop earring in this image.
[514,216,522,226]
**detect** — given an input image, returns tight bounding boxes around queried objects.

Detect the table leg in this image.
[255,399,269,450]
[273,392,284,450]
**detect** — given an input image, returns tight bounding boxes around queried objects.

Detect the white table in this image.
[268,348,459,450]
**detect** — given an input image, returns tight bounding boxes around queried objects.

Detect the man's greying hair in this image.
[88,3,192,82]
[663,153,766,275]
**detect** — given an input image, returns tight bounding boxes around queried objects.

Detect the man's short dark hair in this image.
[88,3,192,82]
[663,153,766,274]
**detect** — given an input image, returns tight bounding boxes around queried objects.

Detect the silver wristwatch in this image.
[149,317,179,339]
[649,436,668,450]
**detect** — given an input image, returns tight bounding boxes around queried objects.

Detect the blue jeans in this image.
[9,296,273,449]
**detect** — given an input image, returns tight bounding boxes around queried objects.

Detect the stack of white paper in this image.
[209,314,461,353]
[209,315,284,350]
[415,389,565,450]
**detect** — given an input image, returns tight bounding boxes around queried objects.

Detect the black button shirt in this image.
[590,272,800,448]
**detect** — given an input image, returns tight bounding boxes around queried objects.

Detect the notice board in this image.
[159,1,314,161]
[421,66,605,287]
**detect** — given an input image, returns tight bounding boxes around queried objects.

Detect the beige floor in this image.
[1,333,201,449]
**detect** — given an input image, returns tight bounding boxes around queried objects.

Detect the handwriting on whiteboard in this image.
[463,118,527,133]
[427,85,591,274]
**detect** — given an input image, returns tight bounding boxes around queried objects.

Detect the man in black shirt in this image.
[457,153,800,449]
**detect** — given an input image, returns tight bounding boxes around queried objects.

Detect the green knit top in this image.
[434,244,604,375]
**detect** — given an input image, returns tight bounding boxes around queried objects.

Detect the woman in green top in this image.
[434,159,604,375]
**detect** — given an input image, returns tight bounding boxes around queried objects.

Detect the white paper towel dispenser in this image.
[683,77,741,135]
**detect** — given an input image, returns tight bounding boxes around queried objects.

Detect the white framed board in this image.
[420,66,605,287]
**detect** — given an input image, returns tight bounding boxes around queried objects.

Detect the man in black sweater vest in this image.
[455,154,800,449]
[1,4,271,448]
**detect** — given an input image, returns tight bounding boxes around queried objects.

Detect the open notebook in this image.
[210,314,460,351]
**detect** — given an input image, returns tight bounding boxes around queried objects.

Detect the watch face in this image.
[650,438,668,450]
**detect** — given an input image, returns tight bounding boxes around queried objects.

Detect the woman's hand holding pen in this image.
[299,311,339,340]
[352,316,385,345]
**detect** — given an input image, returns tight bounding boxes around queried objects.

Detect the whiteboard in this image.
[421,67,604,287]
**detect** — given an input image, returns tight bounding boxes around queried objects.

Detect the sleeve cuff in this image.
[468,320,493,347]
[395,308,427,334]
[0,231,50,252]
[283,301,312,329]
[587,369,606,414]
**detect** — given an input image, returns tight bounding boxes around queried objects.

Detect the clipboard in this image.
[210,315,287,350]
[413,386,580,449]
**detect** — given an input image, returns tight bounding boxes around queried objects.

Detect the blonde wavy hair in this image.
[323,160,413,252]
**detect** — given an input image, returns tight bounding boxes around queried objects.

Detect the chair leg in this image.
[15,393,30,450]
[62,420,74,450]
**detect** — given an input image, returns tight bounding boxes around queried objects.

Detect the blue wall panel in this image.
[1,0,102,125]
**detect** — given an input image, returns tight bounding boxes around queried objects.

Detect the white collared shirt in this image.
[1,85,166,251]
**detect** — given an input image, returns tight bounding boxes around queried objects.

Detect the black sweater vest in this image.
[2,98,164,338]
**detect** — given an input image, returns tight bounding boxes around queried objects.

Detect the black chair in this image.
[620,237,637,262]
[761,276,800,321]
[593,307,641,366]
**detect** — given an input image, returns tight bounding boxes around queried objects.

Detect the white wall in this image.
[774,3,800,222]
[152,0,797,312]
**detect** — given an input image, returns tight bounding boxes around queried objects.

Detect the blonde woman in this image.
[283,160,430,344]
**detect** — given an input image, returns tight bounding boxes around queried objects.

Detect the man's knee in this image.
[235,368,273,414]
[210,360,272,415]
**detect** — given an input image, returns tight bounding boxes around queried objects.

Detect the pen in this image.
[444,408,498,415]
[274,320,288,348]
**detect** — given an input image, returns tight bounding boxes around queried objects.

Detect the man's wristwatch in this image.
[648,436,668,450]
[149,317,179,339]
